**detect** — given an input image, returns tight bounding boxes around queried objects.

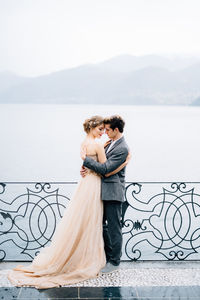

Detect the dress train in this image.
[8,171,106,289]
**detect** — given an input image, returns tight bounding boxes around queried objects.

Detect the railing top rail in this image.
[1,181,200,184]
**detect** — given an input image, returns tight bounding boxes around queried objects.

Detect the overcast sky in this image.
[0,0,200,76]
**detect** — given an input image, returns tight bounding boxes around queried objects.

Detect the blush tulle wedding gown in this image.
[8,156,106,289]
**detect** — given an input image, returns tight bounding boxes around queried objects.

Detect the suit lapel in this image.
[105,143,111,154]
[106,136,124,156]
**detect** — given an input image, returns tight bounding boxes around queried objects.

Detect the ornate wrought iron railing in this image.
[1,182,200,261]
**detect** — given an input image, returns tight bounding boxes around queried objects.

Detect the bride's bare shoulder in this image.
[94,141,104,148]
[81,139,100,155]
[94,141,105,154]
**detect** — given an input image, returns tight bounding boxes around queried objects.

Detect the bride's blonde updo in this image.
[83,115,104,133]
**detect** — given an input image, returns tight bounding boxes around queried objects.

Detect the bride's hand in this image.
[80,165,88,177]
[80,146,87,160]
[104,139,112,148]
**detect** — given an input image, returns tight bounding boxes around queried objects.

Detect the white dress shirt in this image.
[106,137,122,153]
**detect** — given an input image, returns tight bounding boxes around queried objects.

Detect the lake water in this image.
[0,104,200,182]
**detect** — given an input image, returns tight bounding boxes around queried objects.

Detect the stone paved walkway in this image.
[1,262,200,299]
[1,261,200,287]
[1,267,200,288]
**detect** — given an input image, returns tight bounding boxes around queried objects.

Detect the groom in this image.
[82,115,129,273]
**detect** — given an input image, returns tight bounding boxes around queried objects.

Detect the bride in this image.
[8,115,129,289]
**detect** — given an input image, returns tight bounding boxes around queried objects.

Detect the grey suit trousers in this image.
[103,200,122,266]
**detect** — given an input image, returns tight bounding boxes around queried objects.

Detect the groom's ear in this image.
[114,127,119,133]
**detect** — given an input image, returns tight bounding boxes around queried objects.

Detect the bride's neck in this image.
[86,133,95,140]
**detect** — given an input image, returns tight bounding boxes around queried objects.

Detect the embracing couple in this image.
[8,115,130,289]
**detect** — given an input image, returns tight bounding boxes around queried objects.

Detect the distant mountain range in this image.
[1,54,200,105]
[191,97,200,106]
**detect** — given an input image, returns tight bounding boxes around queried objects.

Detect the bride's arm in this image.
[96,143,107,163]
[82,145,129,176]
[104,152,131,177]
[80,143,107,164]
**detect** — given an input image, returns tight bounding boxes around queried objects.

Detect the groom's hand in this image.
[80,166,88,177]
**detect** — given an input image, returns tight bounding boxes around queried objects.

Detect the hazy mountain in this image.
[177,63,200,87]
[191,97,200,106]
[0,71,28,93]
[97,54,200,72]
[0,65,125,103]
[1,55,200,105]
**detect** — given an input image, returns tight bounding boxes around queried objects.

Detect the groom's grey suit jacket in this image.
[83,136,129,202]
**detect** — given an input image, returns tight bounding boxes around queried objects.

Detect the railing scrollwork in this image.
[1,181,200,261]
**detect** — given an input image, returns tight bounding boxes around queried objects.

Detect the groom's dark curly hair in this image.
[103,115,125,133]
